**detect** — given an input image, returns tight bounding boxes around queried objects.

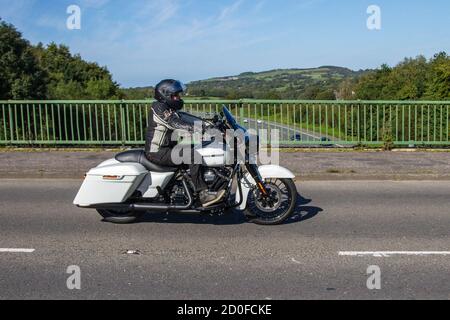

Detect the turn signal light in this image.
[102,175,124,181]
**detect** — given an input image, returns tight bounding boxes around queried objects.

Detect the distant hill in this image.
[121,66,372,100]
[120,86,154,100]
[187,66,371,100]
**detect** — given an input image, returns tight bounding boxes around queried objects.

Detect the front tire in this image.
[96,209,142,224]
[244,178,297,225]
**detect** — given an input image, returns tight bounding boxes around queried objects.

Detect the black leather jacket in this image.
[145,101,194,154]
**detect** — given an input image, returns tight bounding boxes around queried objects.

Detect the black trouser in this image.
[145,145,208,193]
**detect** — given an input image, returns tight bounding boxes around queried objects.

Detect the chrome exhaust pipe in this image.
[84,180,194,212]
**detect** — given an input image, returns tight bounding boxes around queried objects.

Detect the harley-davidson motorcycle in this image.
[74,106,298,225]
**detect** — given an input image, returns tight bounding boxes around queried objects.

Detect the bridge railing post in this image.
[120,100,126,147]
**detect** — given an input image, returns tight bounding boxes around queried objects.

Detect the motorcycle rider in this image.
[145,79,226,207]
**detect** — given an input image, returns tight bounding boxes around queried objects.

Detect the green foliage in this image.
[183,66,368,100]
[85,77,121,99]
[423,52,450,99]
[0,20,121,100]
[120,86,154,100]
[335,79,357,100]
[381,122,394,151]
[0,20,47,99]
[2,19,449,104]
[315,89,336,100]
[354,53,450,100]
[34,42,122,99]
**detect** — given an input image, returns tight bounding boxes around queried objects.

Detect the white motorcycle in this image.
[74,106,298,225]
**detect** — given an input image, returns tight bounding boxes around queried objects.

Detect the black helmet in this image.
[154,79,187,110]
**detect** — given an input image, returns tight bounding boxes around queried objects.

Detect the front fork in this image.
[246,163,270,197]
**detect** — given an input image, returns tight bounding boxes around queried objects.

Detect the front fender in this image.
[257,165,295,180]
[235,165,296,210]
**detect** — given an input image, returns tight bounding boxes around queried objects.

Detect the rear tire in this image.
[244,178,297,225]
[96,209,142,224]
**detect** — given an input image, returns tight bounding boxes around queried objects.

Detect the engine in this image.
[202,167,232,192]
[168,168,232,205]
[169,180,189,205]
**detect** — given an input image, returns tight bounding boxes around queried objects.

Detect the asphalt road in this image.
[0,179,449,300]
[244,119,323,143]
[194,110,325,143]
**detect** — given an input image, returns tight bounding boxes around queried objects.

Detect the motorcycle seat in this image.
[115,149,178,173]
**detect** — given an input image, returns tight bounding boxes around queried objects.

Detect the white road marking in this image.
[0,248,35,253]
[339,251,450,257]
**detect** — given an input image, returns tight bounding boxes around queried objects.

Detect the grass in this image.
[240,109,357,142]
[326,168,358,174]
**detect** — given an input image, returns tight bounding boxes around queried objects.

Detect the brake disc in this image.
[254,183,282,213]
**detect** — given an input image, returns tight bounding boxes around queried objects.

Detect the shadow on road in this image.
[137,210,247,225]
[283,194,324,225]
[134,193,323,226]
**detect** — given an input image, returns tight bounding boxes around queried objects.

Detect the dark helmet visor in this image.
[174,81,187,94]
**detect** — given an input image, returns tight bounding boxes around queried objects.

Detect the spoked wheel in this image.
[244,178,297,225]
[96,209,142,224]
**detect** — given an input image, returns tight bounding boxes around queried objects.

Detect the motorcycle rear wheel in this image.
[244,178,297,225]
[97,209,142,224]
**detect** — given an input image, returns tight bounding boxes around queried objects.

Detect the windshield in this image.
[222,105,246,132]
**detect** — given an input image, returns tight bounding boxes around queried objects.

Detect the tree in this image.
[355,64,392,100]
[0,20,122,100]
[315,89,336,100]
[424,52,450,100]
[335,79,356,100]
[354,54,449,100]
[35,42,122,99]
[86,77,121,99]
[0,20,47,99]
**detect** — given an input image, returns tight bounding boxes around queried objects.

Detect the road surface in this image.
[0,179,449,299]
[192,111,333,144]
[245,119,321,143]
[244,119,345,146]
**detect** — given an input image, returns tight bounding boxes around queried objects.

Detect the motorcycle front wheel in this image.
[244,178,298,225]
[97,209,142,224]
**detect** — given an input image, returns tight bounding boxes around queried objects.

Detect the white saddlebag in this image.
[74,163,147,206]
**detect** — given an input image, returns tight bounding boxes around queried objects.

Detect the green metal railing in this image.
[0,100,449,147]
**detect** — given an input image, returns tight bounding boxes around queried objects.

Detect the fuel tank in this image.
[196,141,233,167]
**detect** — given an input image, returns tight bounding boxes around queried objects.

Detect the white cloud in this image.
[155,0,179,24]
[50,0,275,86]
[218,0,244,21]
[136,0,179,26]
[252,0,265,14]
[78,0,110,9]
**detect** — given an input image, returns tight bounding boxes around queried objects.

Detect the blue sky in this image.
[1,0,449,87]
